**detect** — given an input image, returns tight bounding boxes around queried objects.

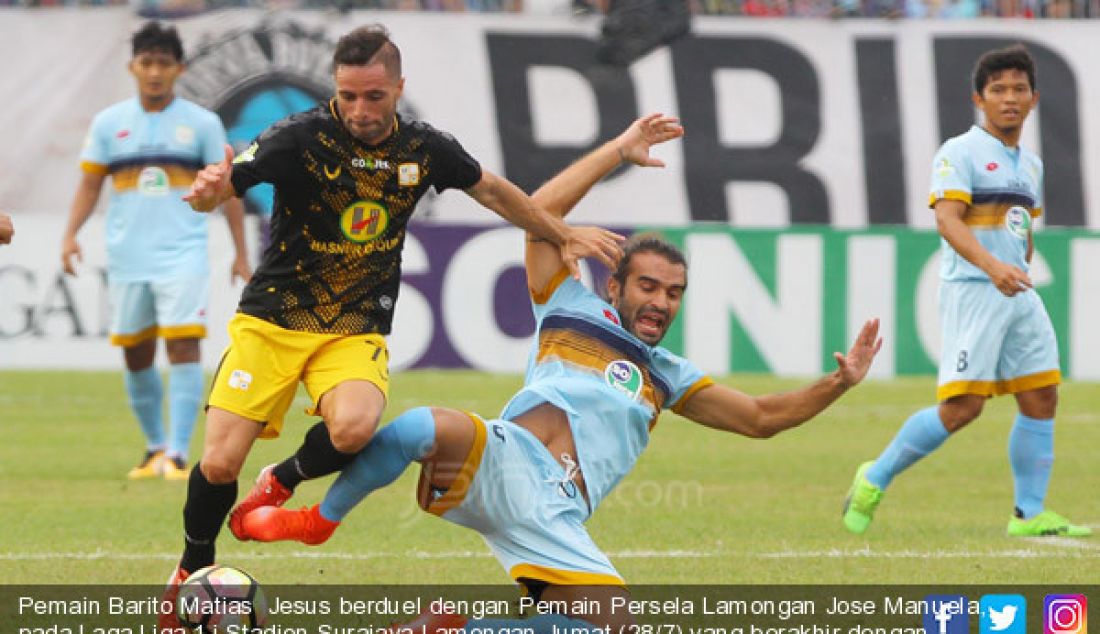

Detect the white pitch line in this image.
[0,549,716,562]
[759,547,1100,559]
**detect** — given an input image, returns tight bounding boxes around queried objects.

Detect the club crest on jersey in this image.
[1005,205,1031,239]
[340,200,389,243]
[175,125,195,145]
[604,360,643,401]
[398,163,420,186]
[138,166,169,195]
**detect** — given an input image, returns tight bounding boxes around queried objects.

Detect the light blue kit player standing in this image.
[235,113,882,631]
[61,22,251,481]
[843,45,1091,538]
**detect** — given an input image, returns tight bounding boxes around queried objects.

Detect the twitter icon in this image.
[981,595,1027,634]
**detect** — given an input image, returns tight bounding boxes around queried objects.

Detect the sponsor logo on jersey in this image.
[138,166,170,195]
[605,359,643,401]
[340,200,389,243]
[1005,205,1031,239]
[324,164,342,180]
[352,157,390,170]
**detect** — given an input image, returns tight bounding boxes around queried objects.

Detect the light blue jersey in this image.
[929,125,1043,282]
[80,97,227,281]
[427,271,712,585]
[500,273,712,513]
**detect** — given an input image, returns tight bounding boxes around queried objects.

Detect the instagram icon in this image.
[1045,595,1088,634]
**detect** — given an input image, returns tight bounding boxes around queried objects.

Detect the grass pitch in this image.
[0,370,1096,585]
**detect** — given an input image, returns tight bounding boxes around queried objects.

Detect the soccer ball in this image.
[176,565,269,633]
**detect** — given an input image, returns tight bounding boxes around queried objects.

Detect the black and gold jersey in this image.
[231,103,481,334]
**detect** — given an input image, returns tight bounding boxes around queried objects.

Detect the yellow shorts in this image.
[207,313,390,439]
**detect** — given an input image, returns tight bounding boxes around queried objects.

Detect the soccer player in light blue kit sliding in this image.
[61,22,251,481]
[842,45,1090,537]
[239,113,883,632]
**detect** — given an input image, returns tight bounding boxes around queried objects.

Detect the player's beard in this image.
[615,291,669,346]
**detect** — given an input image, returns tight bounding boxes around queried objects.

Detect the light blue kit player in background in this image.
[61,22,251,481]
[236,113,882,633]
[843,45,1091,538]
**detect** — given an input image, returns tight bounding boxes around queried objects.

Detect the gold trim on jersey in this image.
[422,412,488,517]
[110,165,198,192]
[510,563,625,587]
[537,330,663,413]
[928,190,972,208]
[961,202,1040,227]
[81,161,108,176]
[159,324,207,340]
[109,325,158,347]
[530,266,571,304]
[937,368,1061,401]
[671,376,716,415]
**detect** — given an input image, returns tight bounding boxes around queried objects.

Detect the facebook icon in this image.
[924,595,970,634]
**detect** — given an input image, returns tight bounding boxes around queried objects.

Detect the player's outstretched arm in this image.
[678,319,882,438]
[533,113,682,219]
[467,170,623,280]
[184,144,238,212]
[221,197,252,283]
[60,171,107,275]
[525,113,682,292]
[934,199,1031,296]
[0,211,12,245]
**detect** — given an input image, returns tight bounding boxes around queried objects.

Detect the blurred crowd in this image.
[3,0,1097,16]
[0,0,1095,16]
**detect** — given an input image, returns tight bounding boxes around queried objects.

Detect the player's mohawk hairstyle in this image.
[333,24,402,79]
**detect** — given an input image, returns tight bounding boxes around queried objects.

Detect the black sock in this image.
[180,462,237,573]
[271,421,357,490]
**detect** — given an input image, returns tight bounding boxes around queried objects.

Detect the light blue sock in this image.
[167,363,204,460]
[319,406,436,522]
[1008,413,1054,519]
[124,367,164,450]
[467,613,603,634]
[865,406,950,489]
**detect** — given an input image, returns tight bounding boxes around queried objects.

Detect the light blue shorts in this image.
[107,276,209,347]
[421,414,624,588]
[937,281,1060,401]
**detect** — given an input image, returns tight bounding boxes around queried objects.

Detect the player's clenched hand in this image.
[986,260,1032,297]
[616,113,683,167]
[559,226,625,279]
[61,235,82,276]
[184,144,235,212]
[834,318,883,388]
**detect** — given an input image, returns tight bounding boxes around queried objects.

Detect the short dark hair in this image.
[333,24,402,79]
[973,44,1036,94]
[132,21,183,61]
[611,233,688,288]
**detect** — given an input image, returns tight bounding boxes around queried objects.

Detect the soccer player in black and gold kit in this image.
[159,25,622,626]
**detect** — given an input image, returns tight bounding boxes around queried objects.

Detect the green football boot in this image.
[1007,510,1093,537]
[842,461,884,535]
